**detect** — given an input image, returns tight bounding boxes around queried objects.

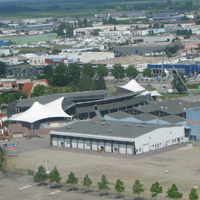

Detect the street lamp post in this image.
[44,160,49,173]
[15,174,19,188]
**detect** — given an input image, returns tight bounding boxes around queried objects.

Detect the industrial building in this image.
[7,86,150,120]
[49,120,185,155]
[91,55,165,71]
[94,11,145,18]
[113,41,180,55]
[148,63,200,76]
[131,35,175,43]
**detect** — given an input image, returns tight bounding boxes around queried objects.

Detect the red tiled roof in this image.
[38,79,50,87]
[22,83,34,98]
[0,82,17,86]
[185,21,196,24]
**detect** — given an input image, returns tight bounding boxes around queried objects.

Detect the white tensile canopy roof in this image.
[9,97,71,123]
[120,79,145,93]
[141,90,162,97]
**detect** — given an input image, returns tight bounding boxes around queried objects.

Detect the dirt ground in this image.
[5,136,200,199]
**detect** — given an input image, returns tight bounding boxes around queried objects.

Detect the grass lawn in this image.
[107,86,117,96]
[161,93,198,99]
[16,43,72,53]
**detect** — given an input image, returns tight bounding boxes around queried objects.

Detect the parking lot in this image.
[2,136,200,199]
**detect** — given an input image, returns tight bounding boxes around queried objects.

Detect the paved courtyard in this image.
[2,135,200,199]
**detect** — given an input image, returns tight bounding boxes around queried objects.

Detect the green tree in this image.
[153,23,160,28]
[96,64,108,78]
[66,172,78,190]
[111,63,125,81]
[78,75,95,91]
[196,20,200,25]
[13,91,27,99]
[35,165,47,186]
[0,62,6,75]
[30,85,51,98]
[167,0,172,6]
[52,49,61,55]
[49,166,62,188]
[115,179,125,198]
[132,179,145,200]
[189,188,199,200]
[82,174,92,193]
[82,63,95,78]
[126,65,138,79]
[93,29,101,35]
[54,63,67,74]
[171,72,187,93]
[166,183,183,199]
[143,68,153,77]
[162,71,167,78]
[95,77,106,90]
[53,74,68,87]
[150,181,162,198]
[53,63,68,86]
[43,65,53,76]
[68,63,80,84]
[98,175,109,196]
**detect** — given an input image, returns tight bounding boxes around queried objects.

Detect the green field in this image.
[161,93,199,99]
[16,43,72,53]
[107,86,117,96]
[0,0,198,20]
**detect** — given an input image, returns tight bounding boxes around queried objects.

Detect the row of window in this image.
[136,137,184,153]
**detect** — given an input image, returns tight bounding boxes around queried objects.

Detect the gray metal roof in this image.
[105,111,132,119]
[160,115,185,124]
[132,113,157,121]
[133,99,200,115]
[50,120,182,142]
[15,90,110,108]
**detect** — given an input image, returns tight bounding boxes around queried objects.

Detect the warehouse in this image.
[49,120,186,155]
[113,41,180,55]
[148,63,200,76]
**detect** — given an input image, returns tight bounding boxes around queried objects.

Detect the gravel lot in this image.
[2,136,200,199]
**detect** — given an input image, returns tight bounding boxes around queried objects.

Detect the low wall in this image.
[10,122,56,137]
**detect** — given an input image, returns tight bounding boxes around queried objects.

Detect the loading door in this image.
[127,145,133,155]
[72,139,77,148]
[58,138,64,147]
[92,141,97,150]
[78,140,84,149]
[105,143,112,152]
[52,137,57,147]
[143,144,150,153]
[119,144,126,154]
[65,139,71,148]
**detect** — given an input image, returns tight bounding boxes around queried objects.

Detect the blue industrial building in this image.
[148,64,200,76]
[0,40,9,46]
[186,108,200,140]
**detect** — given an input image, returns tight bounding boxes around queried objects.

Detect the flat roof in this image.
[160,115,185,124]
[50,120,182,142]
[105,111,133,119]
[132,99,200,115]
[92,55,164,66]
[132,113,157,121]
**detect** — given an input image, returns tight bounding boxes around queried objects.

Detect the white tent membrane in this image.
[9,97,71,123]
[120,79,145,93]
[140,90,162,97]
